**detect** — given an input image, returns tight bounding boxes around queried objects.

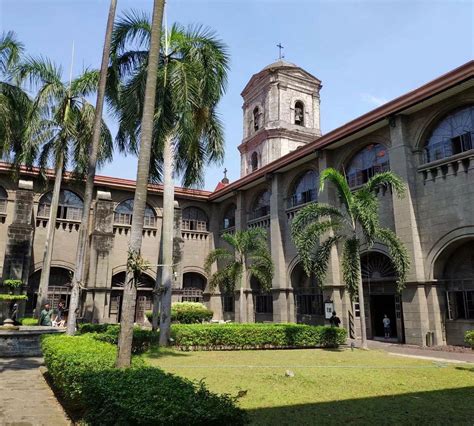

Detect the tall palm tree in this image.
[204,228,274,323]
[291,168,410,349]
[109,12,229,345]
[67,0,118,336]
[0,31,35,165]
[115,0,165,368]
[17,58,113,317]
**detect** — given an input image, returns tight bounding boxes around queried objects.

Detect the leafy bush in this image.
[3,279,23,289]
[21,317,38,326]
[77,323,113,334]
[465,330,474,348]
[0,294,28,301]
[146,302,214,324]
[41,334,247,424]
[92,325,159,354]
[171,323,347,350]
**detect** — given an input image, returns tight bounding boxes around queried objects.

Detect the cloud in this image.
[360,93,388,107]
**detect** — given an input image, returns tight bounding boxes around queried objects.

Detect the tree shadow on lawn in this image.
[247,387,474,425]
[455,366,474,373]
[145,345,192,359]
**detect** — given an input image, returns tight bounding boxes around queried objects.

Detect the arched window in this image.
[38,189,83,221]
[251,152,259,172]
[0,186,7,214]
[253,107,260,131]
[288,170,317,208]
[346,143,390,187]
[295,101,304,126]
[425,105,474,163]
[223,204,236,229]
[251,190,271,220]
[114,199,156,228]
[182,207,208,231]
[182,272,206,303]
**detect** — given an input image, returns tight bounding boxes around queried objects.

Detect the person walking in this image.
[329,311,341,327]
[39,303,53,326]
[383,314,391,338]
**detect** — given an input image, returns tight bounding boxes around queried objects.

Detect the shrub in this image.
[21,317,38,326]
[146,302,214,324]
[41,334,247,424]
[3,279,23,289]
[92,325,159,354]
[171,323,347,350]
[77,323,112,334]
[0,294,28,301]
[465,330,474,348]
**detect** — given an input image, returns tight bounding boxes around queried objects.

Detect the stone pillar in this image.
[172,202,183,292]
[234,191,248,322]
[86,190,114,322]
[3,180,35,287]
[206,204,221,319]
[389,115,429,345]
[270,173,290,322]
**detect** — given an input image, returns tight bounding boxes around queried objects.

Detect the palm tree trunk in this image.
[239,255,246,323]
[116,0,164,368]
[67,0,117,336]
[158,135,175,345]
[357,267,368,349]
[35,154,64,317]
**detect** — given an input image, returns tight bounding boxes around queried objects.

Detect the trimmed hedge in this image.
[93,325,159,354]
[41,334,247,424]
[0,294,28,301]
[171,324,347,350]
[465,330,474,348]
[21,317,38,326]
[146,302,214,324]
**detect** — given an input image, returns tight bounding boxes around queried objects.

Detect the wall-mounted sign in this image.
[324,301,334,320]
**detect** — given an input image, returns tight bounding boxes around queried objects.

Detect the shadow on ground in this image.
[145,346,192,359]
[0,357,43,372]
[247,387,474,425]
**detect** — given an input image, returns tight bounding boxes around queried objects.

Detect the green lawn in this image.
[144,348,474,425]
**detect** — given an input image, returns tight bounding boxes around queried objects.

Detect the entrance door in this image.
[370,295,397,339]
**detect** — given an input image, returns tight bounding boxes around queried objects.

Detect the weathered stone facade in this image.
[0,60,473,346]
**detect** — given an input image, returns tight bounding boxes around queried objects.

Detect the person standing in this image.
[329,311,341,327]
[383,314,391,338]
[39,303,53,326]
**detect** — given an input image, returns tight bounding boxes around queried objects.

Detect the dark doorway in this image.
[371,295,397,338]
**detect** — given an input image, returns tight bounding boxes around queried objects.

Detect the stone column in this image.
[3,179,35,288]
[86,190,114,322]
[270,173,291,322]
[234,191,248,322]
[389,115,430,345]
[206,203,222,319]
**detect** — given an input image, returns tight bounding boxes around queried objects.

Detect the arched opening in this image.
[38,189,83,221]
[346,144,390,188]
[433,239,474,345]
[253,106,260,131]
[424,105,474,163]
[251,152,259,172]
[114,199,157,228]
[294,101,304,126]
[181,207,208,231]
[0,186,8,215]
[110,271,155,324]
[182,272,206,303]
[250,189,271,220]
[360,252,403,341]
[288,170,318,208]
[27,267,73,315]
[251,276,273,322]
[290,262,323,325]
[222,204,236,230]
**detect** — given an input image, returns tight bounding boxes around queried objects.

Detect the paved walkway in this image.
[0,357,70,425]
[350,339,474,363]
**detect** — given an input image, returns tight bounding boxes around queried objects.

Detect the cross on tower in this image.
[277,43,284,60]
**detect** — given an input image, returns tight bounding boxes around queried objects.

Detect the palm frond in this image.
[0,31,24,76]
[310,235,342,285]
[319,168,354,216]
[204,247,234,275]
[364,171,406,198]
[342,237,361,298]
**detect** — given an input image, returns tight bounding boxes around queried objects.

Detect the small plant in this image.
[0,294,28,301]
[465,330,474,348]
[146,302,214,324]
[3,279,23,289]
[21,317,38,326]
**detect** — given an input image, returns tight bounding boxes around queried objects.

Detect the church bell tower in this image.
[239,60,322,177]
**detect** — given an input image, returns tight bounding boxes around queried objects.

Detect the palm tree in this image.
[291,168,410,349]
[109,12,229,345]
[66,0,118,336]
[204,228,274,323]
[115,0,165,368]
[0,31,35,165]
[17,58,113,317]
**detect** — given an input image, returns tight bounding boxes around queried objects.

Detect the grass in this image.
[144,347,474,425]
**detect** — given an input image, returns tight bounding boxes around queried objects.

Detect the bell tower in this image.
[239,60,322,177]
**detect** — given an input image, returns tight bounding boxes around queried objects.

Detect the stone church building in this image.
[0,60,473,346]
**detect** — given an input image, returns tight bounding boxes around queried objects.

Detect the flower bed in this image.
[41,334,247,424]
